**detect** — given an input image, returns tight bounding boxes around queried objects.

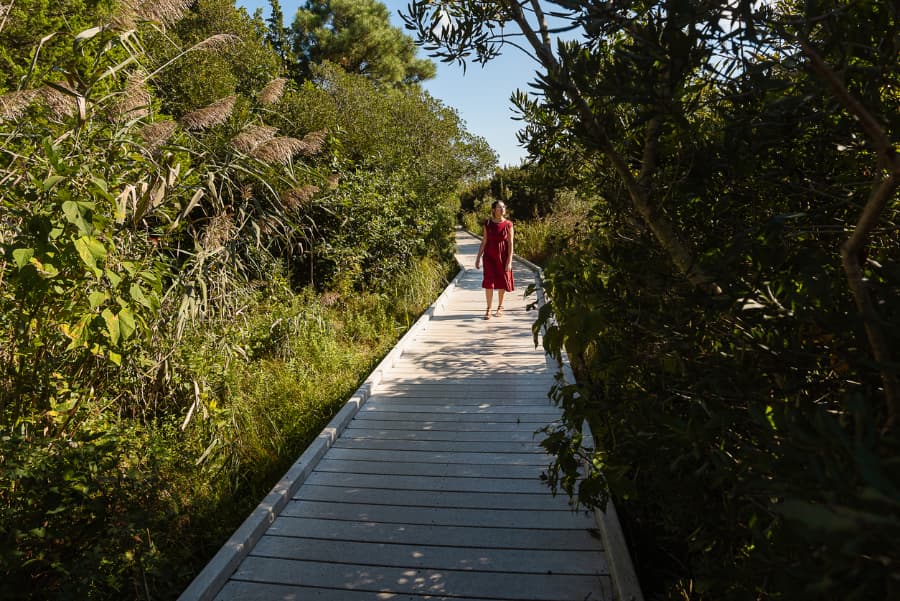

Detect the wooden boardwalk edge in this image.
[529,251,646,601]
[179,226,644,601]
[468,224,644,601]
[177,267,467,601]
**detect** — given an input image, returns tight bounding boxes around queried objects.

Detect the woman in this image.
[475,200,515,319]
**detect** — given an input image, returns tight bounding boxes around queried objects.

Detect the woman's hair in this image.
[491,200,506,210]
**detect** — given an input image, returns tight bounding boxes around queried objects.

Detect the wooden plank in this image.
[341,428,546,441]
[359,403,559,414]
[364,396,557,407]
[314,458,545,479]
[281,500,596,530]
[332,438,545,454]
[371,389,554,400]
[305,471,551,494]
[351,411,553,423]
[230,556,611,601]
[342,420,548,433]
[217,580,498,601]
[294,485,573,511]
[324,447,551,465]
[251,536,608,575]
[267,516,604,551]
[374,383,554,394]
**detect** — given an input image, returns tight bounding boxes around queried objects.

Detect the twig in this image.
[0,1,14,36]
[799,40,900,429]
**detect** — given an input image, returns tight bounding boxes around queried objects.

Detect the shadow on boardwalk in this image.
[179,229,622,601]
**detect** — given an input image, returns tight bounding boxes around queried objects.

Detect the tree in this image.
[292,0,435,85]
[404,0,747,292]
[264,0,294,70]
[408,2,900,598]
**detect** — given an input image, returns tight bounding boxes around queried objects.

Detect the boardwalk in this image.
[180,229,622,601]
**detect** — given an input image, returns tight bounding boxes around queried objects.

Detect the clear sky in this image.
[235,0,538,166]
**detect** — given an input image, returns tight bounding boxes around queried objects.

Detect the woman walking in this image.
[475,200,515,319]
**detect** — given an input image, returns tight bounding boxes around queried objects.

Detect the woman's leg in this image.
[484,288,494,319]
[495,289,506,317]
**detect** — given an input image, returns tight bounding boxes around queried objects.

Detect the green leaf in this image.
[91,177,114,202]
[62,201,91,236]
[42,136,65,174]
[778,499,857,533]
[73,237,106,274]
[31,258,59,279]
[118,308,136,340]
[108,351,122,365]
[88,291,108,309]
[129,283,149,308]
[43,175,66,191]
[12,248,34,269]
[102,308,120,345]
[105,269,122,288]
[61,316,90,349]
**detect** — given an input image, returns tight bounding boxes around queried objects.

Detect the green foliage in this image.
[430,0,900,598]
[0,2,483,599]
[0,0,117,91]
[290,0,435,85]
[146,0,280,115]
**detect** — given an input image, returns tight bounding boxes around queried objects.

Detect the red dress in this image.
[482,219,515,291]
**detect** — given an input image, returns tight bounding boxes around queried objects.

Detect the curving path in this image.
[179,229,618,601]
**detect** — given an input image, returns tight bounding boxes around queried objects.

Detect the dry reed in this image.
[0,89,39,121]
[138,120,178,152]
[249,137,305,165]
[258,78,287,105]
[299,129,328,156]
[109,71,151,122]
[282,185,319,210]
[231,125,277,154]
[201,212,237,250]
[195,33,240,51]
[180,95,236,130]
[115,0,194,28]
[39,85,78,119]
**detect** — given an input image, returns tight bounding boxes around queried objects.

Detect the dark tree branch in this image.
[799,40,900,429]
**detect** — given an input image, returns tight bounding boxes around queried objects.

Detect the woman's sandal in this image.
[483,310,491,320]
[494,305,504,318]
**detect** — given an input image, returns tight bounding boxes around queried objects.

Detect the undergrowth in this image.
[0,256,452,600]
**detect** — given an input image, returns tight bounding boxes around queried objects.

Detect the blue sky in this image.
[236,0,538,166]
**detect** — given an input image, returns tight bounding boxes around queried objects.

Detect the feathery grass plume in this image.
[258,78,287,105]
[231,125,277,154]
[109,70,151,122]
[298,129,328,156]
[180,95,236,130]
[138,120,178,152]
[195,33,240,51]
[282,185,319,210]
[115,0,194,28]
[201,212,236,250]
[39,85,78,119]
[0,89,39,121]
[249,136,305,165]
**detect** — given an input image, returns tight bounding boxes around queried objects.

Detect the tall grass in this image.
[0,256,452,600]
